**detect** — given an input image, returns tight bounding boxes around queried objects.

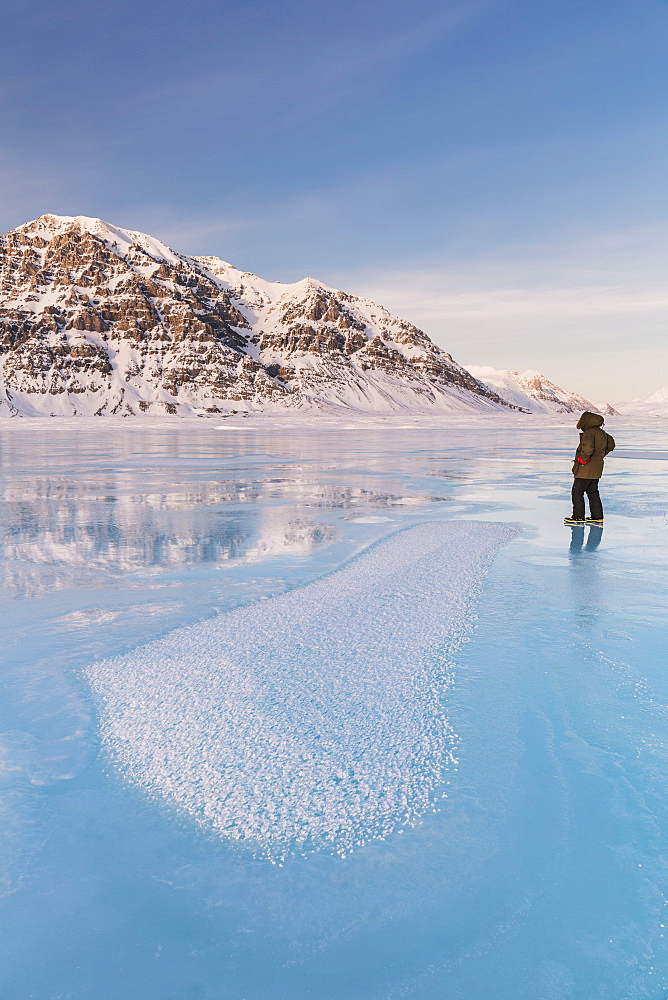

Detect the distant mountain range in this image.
[465,366,618,416]
[615,386,668,417]
[0,215,617,418]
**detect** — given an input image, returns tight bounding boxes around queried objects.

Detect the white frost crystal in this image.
[87,520,516,858]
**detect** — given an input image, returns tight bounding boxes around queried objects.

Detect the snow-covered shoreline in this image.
[0,410,658,432]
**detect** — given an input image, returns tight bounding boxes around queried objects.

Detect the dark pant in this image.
[572,478,603,520]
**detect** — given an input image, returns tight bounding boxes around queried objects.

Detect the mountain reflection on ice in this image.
[0,418,667,1000]
[0,439,446,598]
[0,476,340,596]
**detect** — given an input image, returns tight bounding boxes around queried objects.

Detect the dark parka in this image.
[572,411,615,480]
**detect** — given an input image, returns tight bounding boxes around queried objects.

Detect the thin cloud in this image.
[130,0,504,131]
[357,282,668,321]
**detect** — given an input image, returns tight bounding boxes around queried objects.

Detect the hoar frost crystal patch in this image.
[87,521,517,859]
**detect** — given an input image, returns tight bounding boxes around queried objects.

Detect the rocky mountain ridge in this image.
[0,215,511,417]
[465,365,618,416]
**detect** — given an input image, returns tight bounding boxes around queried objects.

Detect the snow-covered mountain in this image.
[464,366,617,416]
[615,386,668,418]
[0,215,511,417]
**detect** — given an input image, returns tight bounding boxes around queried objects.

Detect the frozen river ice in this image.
[0,417,666,999]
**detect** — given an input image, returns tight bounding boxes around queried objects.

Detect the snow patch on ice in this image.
[346,515,395,523]
[86,520,517,859]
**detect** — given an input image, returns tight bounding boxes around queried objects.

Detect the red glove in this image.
[576,456,590,465]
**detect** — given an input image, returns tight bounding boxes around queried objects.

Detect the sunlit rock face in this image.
[0,215,509,417]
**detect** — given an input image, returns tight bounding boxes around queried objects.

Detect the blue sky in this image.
[2,0,667,401]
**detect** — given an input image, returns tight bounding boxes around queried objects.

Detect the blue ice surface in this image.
[0,419,666,1000]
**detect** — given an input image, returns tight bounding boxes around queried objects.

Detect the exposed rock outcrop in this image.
[0,214,511,417]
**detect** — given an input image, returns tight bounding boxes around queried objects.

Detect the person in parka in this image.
[564,411,615,525]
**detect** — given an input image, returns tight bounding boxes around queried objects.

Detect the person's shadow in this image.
[568,524,604,631]
[569,525,603,553]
